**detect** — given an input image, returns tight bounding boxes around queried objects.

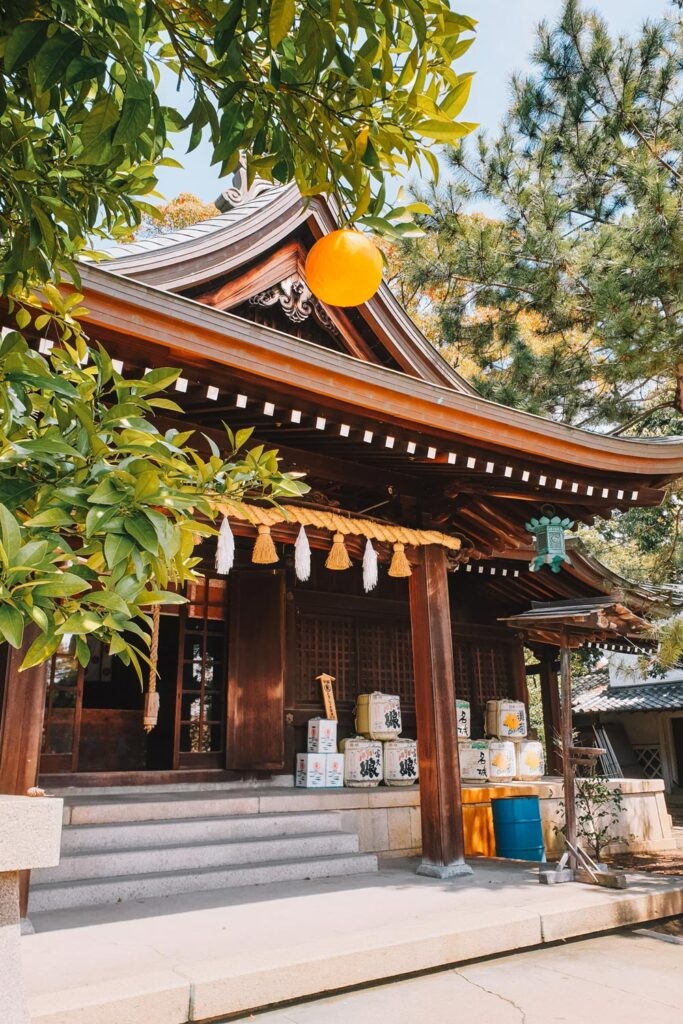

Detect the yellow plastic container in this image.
[462,785,536,857]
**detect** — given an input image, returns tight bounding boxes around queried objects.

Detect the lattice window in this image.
[357,619,414,707]
[297,612,356,703]
[633,745,663,780]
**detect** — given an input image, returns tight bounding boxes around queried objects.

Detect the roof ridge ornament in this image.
[249,274,340,335]
[215,155,275,211]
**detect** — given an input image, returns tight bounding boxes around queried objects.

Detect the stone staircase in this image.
[29,788,378,913]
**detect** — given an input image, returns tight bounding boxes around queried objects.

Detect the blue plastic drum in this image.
[491,795,545,861]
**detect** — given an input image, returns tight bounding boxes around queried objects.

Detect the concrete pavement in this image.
[22,857,683,1024]
[232,931,683,1024]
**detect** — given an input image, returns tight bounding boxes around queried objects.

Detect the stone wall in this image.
[321,778,675,859]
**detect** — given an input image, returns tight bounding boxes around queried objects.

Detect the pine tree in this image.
[399,0,683,434]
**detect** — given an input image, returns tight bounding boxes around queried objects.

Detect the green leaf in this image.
[269,0,296,46]
[104,533,135,569]
[34,31,83,92]
[0,504,21,560]
[32,573,91,597]
[25,508,75,528]
[439,73,474,119]
[416,120,477,142]
[0,605,24,648]
[124,514,159,554]
[4,20,48,73]
[56,611,102,635]
[20,632,61,670]
[113,95,152,147]
[79,94,121,156]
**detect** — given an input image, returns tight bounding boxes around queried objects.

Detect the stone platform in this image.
[23,856,683,1024]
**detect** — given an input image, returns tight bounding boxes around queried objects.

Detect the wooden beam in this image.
[155,414,420,497]
[539,649,563,775]
[75,265,683,483]
[559,632,577,867]
[409,546,471,878]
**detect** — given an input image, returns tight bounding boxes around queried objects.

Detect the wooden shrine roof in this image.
[500,596,651,646]
[66,174,683,569]
[90,180,472,392]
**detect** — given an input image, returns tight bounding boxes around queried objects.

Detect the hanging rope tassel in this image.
[325,531,352,570]
[362,538,378,593]
[294,524,311,581]
[143,604,161,733]
[215,515,235,575]
[388,542,412,578]
[252,524,278,564]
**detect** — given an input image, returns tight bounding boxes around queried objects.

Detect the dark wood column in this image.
[0,629,49,917]
[0,632,48,795]
[227,569,286,771]
[538,647,563,775]
[409,546,471,878]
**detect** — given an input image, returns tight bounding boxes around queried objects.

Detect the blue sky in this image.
[153,0,665,206]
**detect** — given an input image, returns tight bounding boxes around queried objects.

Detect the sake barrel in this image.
[485,699,527,739]
[458,739,489,782]
[383,738,418,787]
[488,739,516,781]
[513,739,545,781]
[339,737,383,787]
[456,699,471,738]
[355,692,402,740]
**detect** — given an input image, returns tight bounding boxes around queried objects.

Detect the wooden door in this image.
[227,569,285,771]
[174,574,229,768]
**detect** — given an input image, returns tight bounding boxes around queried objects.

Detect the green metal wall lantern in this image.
[525,513,574,573]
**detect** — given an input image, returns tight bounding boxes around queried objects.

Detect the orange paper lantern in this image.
[304,229,383,307]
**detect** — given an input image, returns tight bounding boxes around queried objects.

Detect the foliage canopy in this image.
[0,0,477,291]
[0,330,306,671]
[393,0,683,431]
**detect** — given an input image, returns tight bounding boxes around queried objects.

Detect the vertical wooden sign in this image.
[316,673,337,721]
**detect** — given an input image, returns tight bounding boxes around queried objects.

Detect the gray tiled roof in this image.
[92,184,287,261]
[573,671,683,713]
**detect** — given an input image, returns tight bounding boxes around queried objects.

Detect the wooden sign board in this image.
[316,673,337,721]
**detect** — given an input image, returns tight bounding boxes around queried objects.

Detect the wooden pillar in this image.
[559,633,577,866]
[409,546,471,878]
[510,635,530,705]
[0,629,49,917]
[539,649,563,774]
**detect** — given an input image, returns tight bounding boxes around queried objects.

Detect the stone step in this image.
[28,852,379,913]
[66,793,262,825]
[35,830,360,883]
[60,809,343,853]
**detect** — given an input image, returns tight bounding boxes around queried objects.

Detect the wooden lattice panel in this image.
[633,745,663,780]
[357,619,414,707]
[296,612,356,703]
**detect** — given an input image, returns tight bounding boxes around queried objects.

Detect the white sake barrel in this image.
[486,699,527,739]
[355,692,402,740]
[339,737,383,787]
[513,739,545,781]
[458,739,489,782]
[488,739,516,781]
[383,739,418,787]
[456,699,471,738]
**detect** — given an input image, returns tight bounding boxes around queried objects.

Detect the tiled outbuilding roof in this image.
[573,671,683,714]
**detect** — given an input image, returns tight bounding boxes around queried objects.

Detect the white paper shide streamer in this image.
[215,515,235,575]
[294,524,311,581]
[362,538,378,593]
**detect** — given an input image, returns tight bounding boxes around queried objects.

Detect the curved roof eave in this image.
[76,262,683,483]
[89,183,476,395]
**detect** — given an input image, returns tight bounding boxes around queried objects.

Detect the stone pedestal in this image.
[0,796,63,1024]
